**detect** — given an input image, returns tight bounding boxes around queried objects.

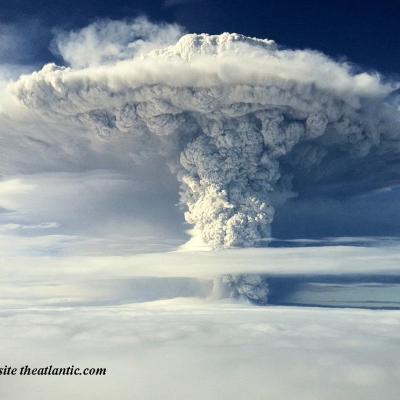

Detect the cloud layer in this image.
[1,299,400,400]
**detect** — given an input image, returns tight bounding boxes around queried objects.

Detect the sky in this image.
[0,0,399,248]
[1,0,400,74]
[0,2,400,399]
[0,0,399,249]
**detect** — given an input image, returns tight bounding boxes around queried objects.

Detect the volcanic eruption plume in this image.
[12,21,400,247]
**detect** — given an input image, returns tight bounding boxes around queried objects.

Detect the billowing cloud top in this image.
[11,26,400,247]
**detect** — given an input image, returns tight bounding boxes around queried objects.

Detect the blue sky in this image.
[1,1,400,248]
[1,0,400,73]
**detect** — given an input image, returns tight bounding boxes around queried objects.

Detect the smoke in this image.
[214,274,270,305]
[11,22,400,247]
[52,17,184,68]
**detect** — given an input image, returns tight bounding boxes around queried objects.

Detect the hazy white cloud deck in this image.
[0,239,399,398]
[1,299,399,400]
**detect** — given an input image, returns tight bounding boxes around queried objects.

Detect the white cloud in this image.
[0,172,185,257]
[0,178,36,209]
[52,17,184,68]
[1,239,400,279]
[0,222,59,231]
[0,300,399,400]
